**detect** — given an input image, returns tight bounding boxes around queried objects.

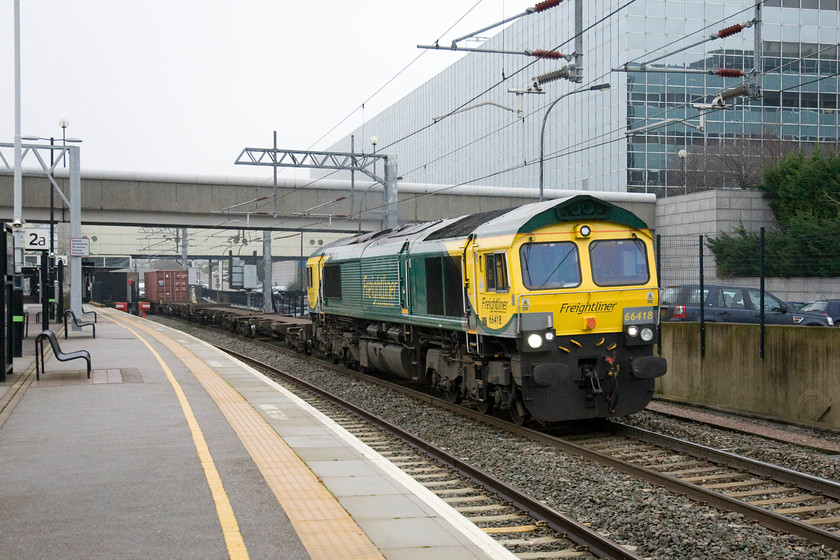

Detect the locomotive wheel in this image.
[341,349,356,370]
[509,396,529,426]
[476,394,494,415]
[445,381,463,404]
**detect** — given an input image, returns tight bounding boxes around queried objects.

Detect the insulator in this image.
[531,49,563,59]
[715,68,744,77]
[534,0,562,12]
[536,67,571,85]
[720,83,751,101]
[717,24,744,38]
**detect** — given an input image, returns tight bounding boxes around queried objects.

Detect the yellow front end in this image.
[466,221,659,338]
[306,256,324,313]
[465,219,665,420]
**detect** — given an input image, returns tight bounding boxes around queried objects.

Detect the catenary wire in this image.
[399,1,762,180]
[304,0,488,152]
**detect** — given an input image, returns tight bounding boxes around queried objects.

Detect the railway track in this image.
[155,315,840,554]
[238,336,840,551]
[222,346,641,560]
[566,423,840,550]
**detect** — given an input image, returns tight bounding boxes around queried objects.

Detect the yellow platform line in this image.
[107,316,248,560]
[109,312,384,560]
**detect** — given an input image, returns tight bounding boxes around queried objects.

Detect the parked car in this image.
[798,299,840,326]
[660,284,834,326]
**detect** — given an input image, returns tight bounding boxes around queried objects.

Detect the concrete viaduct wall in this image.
[0,171,657,232]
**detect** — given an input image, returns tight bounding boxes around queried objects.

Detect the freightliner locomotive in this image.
[306,194,666,424]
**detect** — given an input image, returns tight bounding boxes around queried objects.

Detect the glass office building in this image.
[329,0,839,196]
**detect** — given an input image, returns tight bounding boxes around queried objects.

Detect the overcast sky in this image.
[2,0,516,179]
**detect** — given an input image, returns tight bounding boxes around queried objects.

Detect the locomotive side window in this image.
[323,264,342,299]
[425,256,464,317]
[444,256,464,317]
[307,266,313,289]
[520,242,580,289]
[590,239,650,287]
[485,253,509,292]
[425,258,444,315]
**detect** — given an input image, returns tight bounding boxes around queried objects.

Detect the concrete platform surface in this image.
[0,306,515,560]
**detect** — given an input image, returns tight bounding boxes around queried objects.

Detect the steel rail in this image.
[182,320,840,552]
[607,422,840,500]
[220,346,641,560]
[252,340,840,550]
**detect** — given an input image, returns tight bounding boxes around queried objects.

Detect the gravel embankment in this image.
[152,316,840,560]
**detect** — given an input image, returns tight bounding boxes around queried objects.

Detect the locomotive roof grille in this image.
[424,207,515,241]
[469,195,649,238]
[515,195,648,234]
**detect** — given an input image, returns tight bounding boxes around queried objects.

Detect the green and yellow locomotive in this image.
[306,194,666,423]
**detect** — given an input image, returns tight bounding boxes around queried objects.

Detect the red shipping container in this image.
[144,270,190,303]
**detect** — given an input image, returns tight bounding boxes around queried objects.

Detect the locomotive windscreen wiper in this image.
[535,250,573,288]
[521,243,576,289]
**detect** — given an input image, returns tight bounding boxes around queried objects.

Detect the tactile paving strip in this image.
[114,313,385,560]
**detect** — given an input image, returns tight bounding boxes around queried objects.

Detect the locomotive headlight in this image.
[575,224,592,239]
[527,333,543,349]
[626,324,655,346]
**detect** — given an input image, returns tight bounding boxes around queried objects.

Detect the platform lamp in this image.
[55,120,69,265]
[22,120,74,320]
[678,149,688,195]
[59,119,69,167]
[370,136,379,177]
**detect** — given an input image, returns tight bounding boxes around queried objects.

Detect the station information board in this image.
[70,237,90,257]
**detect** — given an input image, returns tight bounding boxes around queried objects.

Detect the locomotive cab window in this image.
[485,253,509,292]
[307,266,314,289]
[323,264,342,299]
[590,239,650,287]
[520,242,580,289]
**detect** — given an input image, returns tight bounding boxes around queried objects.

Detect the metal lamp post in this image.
[59,119,69,167]
[23,120,75,319]
[370,135,379,176]
[678,149,687,195]
[538,83,610,201]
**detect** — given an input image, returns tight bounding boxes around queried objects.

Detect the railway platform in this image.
[0,306,515,560]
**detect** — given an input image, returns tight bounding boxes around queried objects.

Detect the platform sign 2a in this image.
[23,227,50,251]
